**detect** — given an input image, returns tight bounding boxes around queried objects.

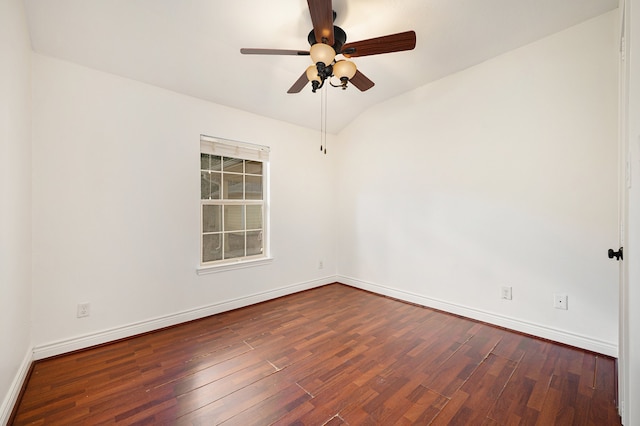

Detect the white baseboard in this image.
[0,347,33,425]
[338,275,618,357]
[33,276,336,360]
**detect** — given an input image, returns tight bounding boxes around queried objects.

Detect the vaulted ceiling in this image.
[23,0,618,134]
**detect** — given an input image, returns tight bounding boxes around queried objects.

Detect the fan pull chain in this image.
[318,85,329,155]
[319,84,323,153]
[323,84,328,154]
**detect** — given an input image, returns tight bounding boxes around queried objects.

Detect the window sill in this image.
[196,257,274,275]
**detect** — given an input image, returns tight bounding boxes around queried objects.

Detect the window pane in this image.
[245,161,262,175]
[246,205,262,230]
[200,153,210,170]
[224,205,244,231]
[200,171,210,199]
[209,172,221,199]
[202,205,222,232]
[223,173,244,199]
[203,234,222,262]
[210,155,221,171]
[200,154,221,171]
[201,172,221,199]
[246,231,263,256]
[224,232,245,259]
[223,157,243,173]
[245,175,262,200]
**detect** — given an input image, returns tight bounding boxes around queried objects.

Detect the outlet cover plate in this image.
[501,286,512,300]
[77,303,90,318]
[554,294,568,310]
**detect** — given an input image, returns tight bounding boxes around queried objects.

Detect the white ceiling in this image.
[23,0,618,134]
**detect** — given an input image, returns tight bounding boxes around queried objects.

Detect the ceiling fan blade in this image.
[241,48,310,56]
[287,72,309,94]
[349,70,375,92]
[307,0,334,45]
[341,30,416,58]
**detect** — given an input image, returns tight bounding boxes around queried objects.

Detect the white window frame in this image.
[197,135,271,274]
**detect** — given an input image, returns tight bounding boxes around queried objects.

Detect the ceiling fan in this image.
[240,0,417,94]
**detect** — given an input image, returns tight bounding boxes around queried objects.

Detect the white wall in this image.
[0,0,33,420]
[30,54,337,357]
[335,11,619,355]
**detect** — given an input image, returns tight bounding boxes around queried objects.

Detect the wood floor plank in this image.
[10,283,621,425]
[438,354,519,424]
[217,382,312,426]
[168,359,277,418]
[401,385,449,424]
[423,342,488,397]
[174,370,298,424]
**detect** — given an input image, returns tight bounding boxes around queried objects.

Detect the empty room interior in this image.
[2,0,640,424]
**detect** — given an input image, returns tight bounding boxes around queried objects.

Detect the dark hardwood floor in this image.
[11,283,621,425]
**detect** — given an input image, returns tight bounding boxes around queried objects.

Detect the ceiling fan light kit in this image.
[308,42,344,92]
[309,42,336,65]
[306,65,322,84]
[240,0,417,94]
[329,61,355,89]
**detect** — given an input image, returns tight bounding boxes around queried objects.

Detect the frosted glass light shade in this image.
[333,60,357,80]
[309,43,336,65]
[306,65,321,82]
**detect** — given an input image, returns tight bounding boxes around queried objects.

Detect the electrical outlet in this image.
[318,260,324,269]
[553,294,568,310]
[77,303,90,318]
[501,286,512,300]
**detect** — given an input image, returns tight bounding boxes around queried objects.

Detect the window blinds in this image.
[200,135,270,162]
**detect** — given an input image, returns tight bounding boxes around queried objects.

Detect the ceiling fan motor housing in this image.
[307,26,347,55]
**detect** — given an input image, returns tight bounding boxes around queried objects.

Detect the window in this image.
[200,135,269,268]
